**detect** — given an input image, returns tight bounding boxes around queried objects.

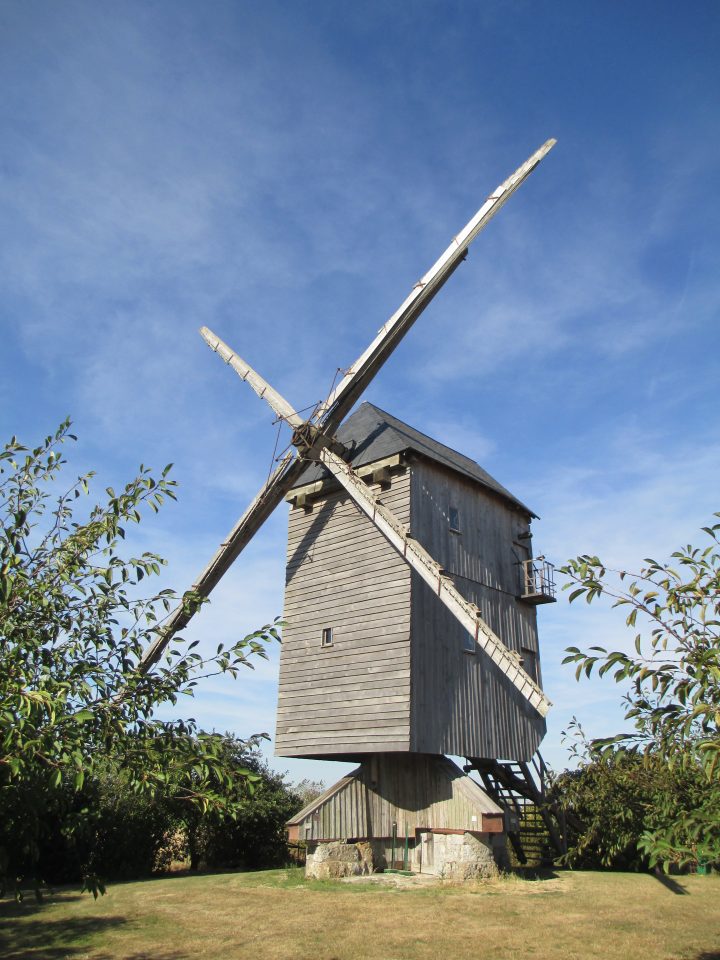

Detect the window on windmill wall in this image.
[463,631,475,654]
[321,627,333,647]
[449,506,461,533]
[520,647,537,681]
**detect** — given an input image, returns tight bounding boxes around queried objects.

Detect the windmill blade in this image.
[316,139,556,435]
[141,329,315,670]
[200,326,304,430]
[317,446,551,717]
[139,451,306,670]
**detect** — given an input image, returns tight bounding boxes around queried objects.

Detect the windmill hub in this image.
[289,421,346,461]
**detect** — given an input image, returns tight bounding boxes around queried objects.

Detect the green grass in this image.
[1,868,719,960]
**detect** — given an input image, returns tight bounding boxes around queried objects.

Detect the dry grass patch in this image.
[1,868,719,960]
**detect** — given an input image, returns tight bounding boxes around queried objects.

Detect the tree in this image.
[292,778,326,809]
[185,738,303,871]
[560,516,720,868]
[15,735,297,885]
[552,721,710,871]
[0,421,280,896]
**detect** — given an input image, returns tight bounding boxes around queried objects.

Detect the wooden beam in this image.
[286,454,406,503]
[139,452,306,669]
[199,326,305,429]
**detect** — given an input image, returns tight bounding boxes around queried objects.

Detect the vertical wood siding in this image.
[409,458,546,760]
[290,754,502,840]
[276,471,412,757]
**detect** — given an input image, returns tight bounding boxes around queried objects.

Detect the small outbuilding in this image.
[287,754,509,880]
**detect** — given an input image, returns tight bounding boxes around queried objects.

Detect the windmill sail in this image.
[317,139,556,434]
[138,141,556,690]
[165,339,549,715]
[140,452,304,669]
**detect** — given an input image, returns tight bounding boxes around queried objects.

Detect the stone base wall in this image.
[305,840,386,879]
[425,831,499,880]
[305,832,503,880]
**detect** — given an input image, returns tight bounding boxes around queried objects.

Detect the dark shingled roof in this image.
[293,402,535,516]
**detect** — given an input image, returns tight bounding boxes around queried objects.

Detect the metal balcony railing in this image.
[520,556,557,604]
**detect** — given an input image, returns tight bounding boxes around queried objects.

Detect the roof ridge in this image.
[291,401,535,516]
[357,401,498,479]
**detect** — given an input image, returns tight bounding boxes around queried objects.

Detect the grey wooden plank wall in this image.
[276,470,413,757]
[408,458,546,761]
[298,754,499,840]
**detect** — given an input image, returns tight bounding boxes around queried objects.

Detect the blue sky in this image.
[2,0,719,786]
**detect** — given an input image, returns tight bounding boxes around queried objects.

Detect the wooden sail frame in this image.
[139,140,557,710]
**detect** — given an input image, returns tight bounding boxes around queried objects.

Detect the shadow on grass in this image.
[694,954,720,960]
[511,867,561,881]
[0,912,124,960]
[652,871,688,895]
[0,903,187,960]
[97,865,273,886]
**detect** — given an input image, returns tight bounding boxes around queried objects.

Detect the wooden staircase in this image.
[464,753,570,866]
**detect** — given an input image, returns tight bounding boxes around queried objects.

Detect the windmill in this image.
[142,140,561,876]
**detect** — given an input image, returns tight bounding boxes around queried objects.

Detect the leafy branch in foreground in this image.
[0,420,280,897]
[559,516,720,868]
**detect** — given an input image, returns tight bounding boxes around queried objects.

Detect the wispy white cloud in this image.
[1,0,718,786]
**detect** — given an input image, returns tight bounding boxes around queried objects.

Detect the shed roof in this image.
[286,755,504,838]
[287,773,359,827]
[294,402,534,516]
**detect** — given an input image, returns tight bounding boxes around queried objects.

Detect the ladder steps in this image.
[465,752,567,865]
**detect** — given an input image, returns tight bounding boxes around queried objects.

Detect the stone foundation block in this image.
[432,832,499,881]
[305,841,377,879]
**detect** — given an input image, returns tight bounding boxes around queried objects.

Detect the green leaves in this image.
[0,422,281,896]
[560,515,720,868]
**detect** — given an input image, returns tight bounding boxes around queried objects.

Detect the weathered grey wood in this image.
[409,458,546,760]
[280,647,409,671]
[277,463,412,758]
[283,581,410,613]
[283,608,411,637]
[278,692,409,709]
[277,735,408,750]
[316,445,549,714]
[279,652,411,681]
[287,492,411,548]
[280,638,409,662]
[278,716,409,735]
[278,671,411,696]
[280,629,410,654]
[277,438,549,760]
[283,741,410,756]
[277,700,409,719]
[287,754,503,841]
[288,456,404,503]
[277,736,408,752]
[278,671,411,691]
[286,544,404,579]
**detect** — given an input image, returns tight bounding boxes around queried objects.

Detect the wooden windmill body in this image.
[279,401,550,762]
[141,139,561,873]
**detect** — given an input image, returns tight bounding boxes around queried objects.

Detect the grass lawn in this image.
[1,868,719,960]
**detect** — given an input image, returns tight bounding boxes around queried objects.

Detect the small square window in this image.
[449,506,460,532]
[520,646,537,680]
[321,627,333,647]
